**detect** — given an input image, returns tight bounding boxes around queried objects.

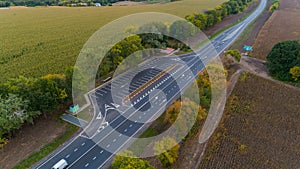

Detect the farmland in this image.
[252,0,300,60]
[0,0,227,82]
[199,73,300,168]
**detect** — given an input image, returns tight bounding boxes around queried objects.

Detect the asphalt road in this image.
[32,0,266,168]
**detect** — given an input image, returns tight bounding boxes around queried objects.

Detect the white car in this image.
[52,159,68,169]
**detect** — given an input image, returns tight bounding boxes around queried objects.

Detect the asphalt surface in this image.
[32,0,266,168]
[61,114,88,127]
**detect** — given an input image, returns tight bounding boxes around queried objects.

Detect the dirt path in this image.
[238,56,300,92]
[179,0,300,167]
[0,116,67,169]
[179,54,300,169]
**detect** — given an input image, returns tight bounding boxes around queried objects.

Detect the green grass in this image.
[128,127,158,155]
[139,127,158,138]
[76,106,93,122]
[230,17,256,49]
[12,123,78,169]
[0,0,227,82]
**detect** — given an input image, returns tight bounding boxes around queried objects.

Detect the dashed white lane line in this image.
[70,61,188,167]
[119,134,122,137]
[100,150,104,154]
[81,142,85,146]
[74,148,78,152]
[93,156,97,160]
[85,163,89,167]
[124,129,128,132]
[129,124,132,128]
[113,139,117,142]
[106,144,110,148]
[66,154,70,158]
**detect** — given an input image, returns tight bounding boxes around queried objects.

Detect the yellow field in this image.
[0,0,226,81]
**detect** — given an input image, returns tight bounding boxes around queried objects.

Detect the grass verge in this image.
[128,127,159,155]
[230,17,256,49]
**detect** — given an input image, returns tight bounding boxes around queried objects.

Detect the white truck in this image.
[51,159,68,169]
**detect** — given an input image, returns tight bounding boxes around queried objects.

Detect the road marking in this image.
[82,142,85,146]
[134,79,144,85]
[96,111,102,119]
[105,104,115,111]
[100,150,104,154]
[124,129,128,132]
[95,91,103,96]
[106,144,110,148]
[85,163,89,167]
[37,56,194,168]
[49,3,268,164]
[113,139,116,142]
[93,157,97,160]
[74,148,78,152]
[111,103,120,108]
[66,154,70,158]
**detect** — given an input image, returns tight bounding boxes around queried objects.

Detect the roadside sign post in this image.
[70,104,80,114]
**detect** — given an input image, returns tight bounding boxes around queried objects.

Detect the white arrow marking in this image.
[105,104,115,111]
[111,103,120,108]
[96,111,102,119]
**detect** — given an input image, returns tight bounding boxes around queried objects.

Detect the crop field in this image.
[0,0,226,82]
[199,73,300,169]
[252,0,300,60]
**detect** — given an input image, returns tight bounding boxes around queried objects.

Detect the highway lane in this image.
[33,0,266,168]
[34,55,200,169]
[69,57,204,169]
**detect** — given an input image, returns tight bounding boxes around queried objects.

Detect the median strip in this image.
[122,64,178,104]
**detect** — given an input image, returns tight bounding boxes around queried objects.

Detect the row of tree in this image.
[2,0,179,7]
[185,0,253,30]
[0,68,75,143]
[0,0,119,7]
[0,0,10,7]
[98,20,195,78]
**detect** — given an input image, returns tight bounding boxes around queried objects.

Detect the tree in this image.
[42,74,68,100]
[290,66,300,82]
[269,0,279,12]
[226,1,239,14]
[111,150,155,169]
[266,40,300,81]
[185,14,206,30]
[0,1,10,7]
[0,94,40,138]
[29,78,67,113]
[225,49,241,62]
[154,137,180,168]
[169,20,195,41]
[106,35,144,71]
[4,76,67,113]
[138,22,168,48]
[205,10,221,27]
